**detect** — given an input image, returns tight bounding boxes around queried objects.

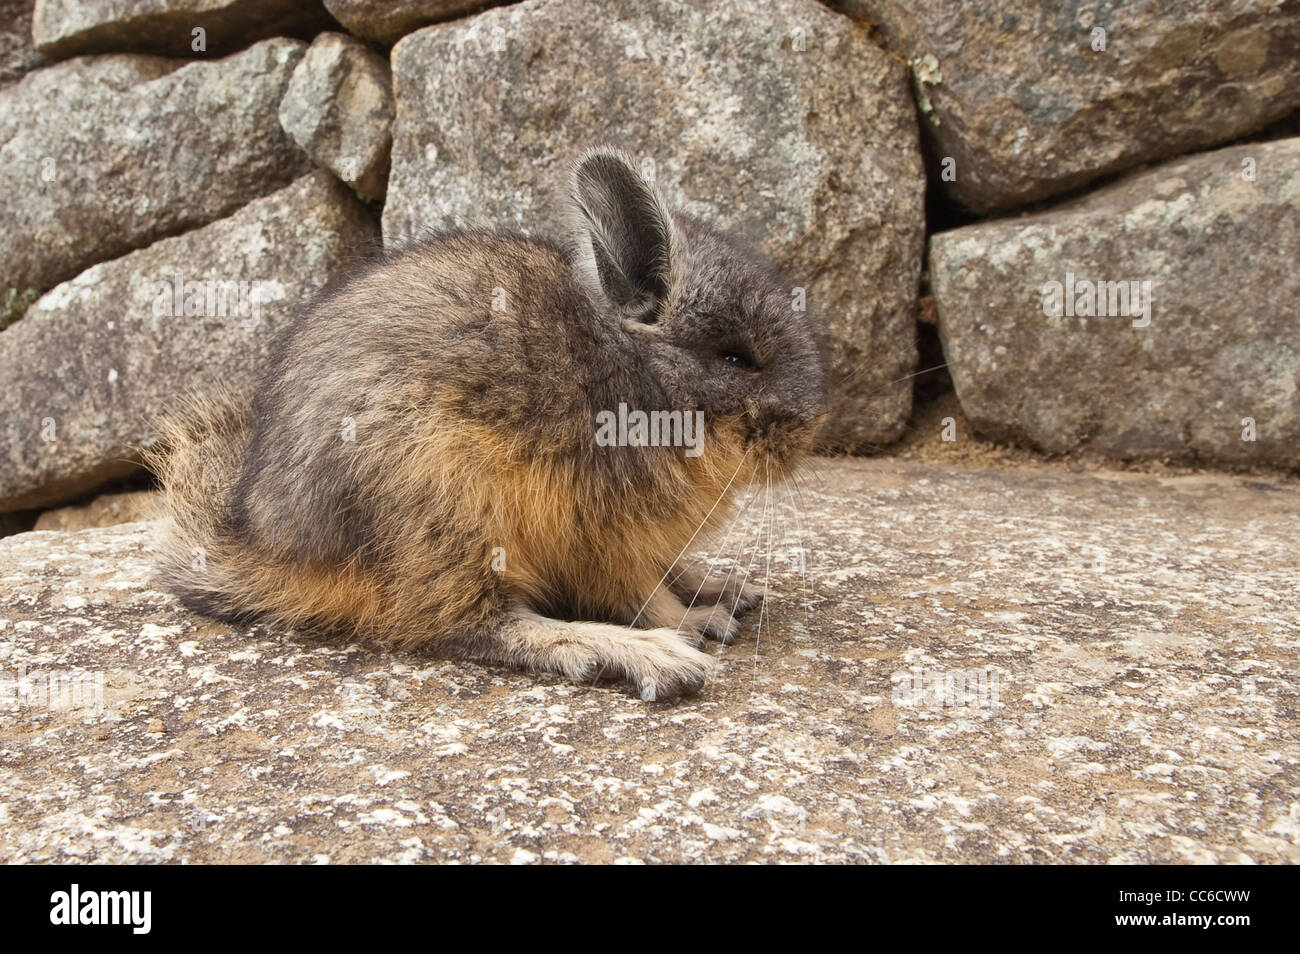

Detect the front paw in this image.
[680,605,741,646]
[671,571,763,619]
[621,629,716,701]
[726,580,763,616]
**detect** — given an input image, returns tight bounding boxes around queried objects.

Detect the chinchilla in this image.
[146,148,826,701]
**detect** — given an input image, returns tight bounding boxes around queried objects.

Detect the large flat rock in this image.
[31,0,331,59]
[1,459,1295,863]
[0,38,310,298]
[0,172,378,513]
[833,0,1300,212]
[323,0,486,45]
[383,0,926,452]
[932,137,1300,469]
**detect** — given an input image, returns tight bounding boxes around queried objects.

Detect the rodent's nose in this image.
[746,401,813,444]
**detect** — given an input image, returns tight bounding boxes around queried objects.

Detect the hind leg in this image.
[467,607,715,701]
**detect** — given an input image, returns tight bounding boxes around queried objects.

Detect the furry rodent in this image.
[147,149,826,700]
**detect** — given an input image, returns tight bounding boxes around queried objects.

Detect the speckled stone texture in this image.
[323,0,488,45]
[31,0,331,59]
[0,0,46,84]
[832,0,1300,212]
[931,137,1300,469]
[279,32,394,201]
[0,172,377,513]
[1,459,1295,863]
[0,38,310,298]
[383,0,926,453]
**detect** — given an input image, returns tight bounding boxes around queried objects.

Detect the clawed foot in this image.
[670,568,763,620]
[679,604,741,646]
[494,610,715,702]
[605,628,715,701]
[551,628,714,701]
[723,579,763,616]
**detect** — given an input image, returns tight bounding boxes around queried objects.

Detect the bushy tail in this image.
[141,389,259,622]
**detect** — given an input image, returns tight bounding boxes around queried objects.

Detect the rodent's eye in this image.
[719,349,759,371]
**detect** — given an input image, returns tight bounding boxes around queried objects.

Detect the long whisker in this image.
[788,471,815,611]
[722,465,771,655]
[833,361,950,402]
[702,488,761,641]
[628,445,751,629]
[665,480,760,597]
[794,452,829,492]
[781,481,809,615]
[674,482,761,628]
[752,459,774,687]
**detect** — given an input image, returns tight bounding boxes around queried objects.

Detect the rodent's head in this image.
[570,149,826,476]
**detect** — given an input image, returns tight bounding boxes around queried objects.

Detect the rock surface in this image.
[279,32,394,200]
[322,0,487,45]
[0,458,1296,863]
[0,0,46,84]
[931,137,1300,469]
[832,0,1300,212]
[0,173,377,513]
[31,0,330,59]
[0,38,311,298]
[384,0,926,452]
[33,490,159,532]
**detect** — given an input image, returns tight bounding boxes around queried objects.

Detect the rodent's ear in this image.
[570,148,678,322]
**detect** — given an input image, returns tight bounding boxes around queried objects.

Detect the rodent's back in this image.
[230,232,616,568]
